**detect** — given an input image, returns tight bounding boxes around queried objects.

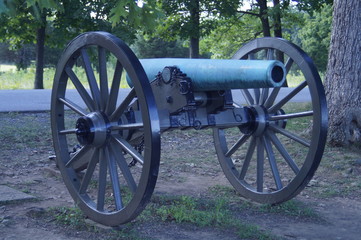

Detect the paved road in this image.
[0,88,311,112]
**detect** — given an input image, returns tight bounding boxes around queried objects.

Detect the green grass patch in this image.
[51,206,87,230]
[259,200,318,219]
[143,194,275,240]
[44,206,146,240]
[0,67,55,89]
[0,65,130,89]
[209,185,319,219]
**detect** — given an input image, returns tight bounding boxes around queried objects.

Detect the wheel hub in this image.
[251,106,268,136]
[240,106,287,136]
[76,112,110,146]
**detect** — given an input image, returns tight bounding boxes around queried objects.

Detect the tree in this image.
[157,0,240,58]
[200,1,327,59]
[325,0,361,146]
[132,35,188,58]
[0,0,62,88]
[200,14,263,58]
[298,4,332,72]
[0,0,158,89]
[239,0,333,39]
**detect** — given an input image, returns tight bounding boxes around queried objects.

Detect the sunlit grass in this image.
[0,67,55,89]
[0,64,17,72]
[0,65,129,90]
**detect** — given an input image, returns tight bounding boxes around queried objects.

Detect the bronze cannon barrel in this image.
[128,58,286,91]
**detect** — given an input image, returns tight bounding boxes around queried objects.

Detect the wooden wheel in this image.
[213,37,328,204]
[51,32,160,226]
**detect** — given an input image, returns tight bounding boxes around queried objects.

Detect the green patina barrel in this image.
[128,58,286,91]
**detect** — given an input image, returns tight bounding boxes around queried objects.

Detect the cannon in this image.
[51,32,327,226]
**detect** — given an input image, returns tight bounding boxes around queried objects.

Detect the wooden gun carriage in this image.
[51,32,327,226]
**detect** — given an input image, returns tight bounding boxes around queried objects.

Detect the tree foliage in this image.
[132,35,188,58]
[200,0,331,59]
[298,4,332,72]
[109,0,161,30]
[0,0,159,88]
[156,0,240,57]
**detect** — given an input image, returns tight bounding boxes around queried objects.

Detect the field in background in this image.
[0,64,322,90]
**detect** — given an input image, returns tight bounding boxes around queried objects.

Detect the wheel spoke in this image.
[260,88,269,105]
[110,88,136,121]
[106,61,123,115]
[264,87,281,108]
[97,148,107,211]
[225,134,250,157]
[285,57,294,74]
[58,98,87,116]
[59,128,77,135]
[239,137,256,180]
[98,46,109,111]
[269,111,313,121]
[65,67,95,111]
[105,146,123,210]
[81,48,101,110]
[256,137,264,192]
[269,124,310,147]
[111,123,144,131]
[112,136,144,165]
[254,89,261,104]
[268,80,308,113]
[267,131,299,175]
[242,89,254,105]
[79,148,99,194]
[110,141,137,193]
[65,145,92,168]
[263,135,283,190]
[267,49,274,60]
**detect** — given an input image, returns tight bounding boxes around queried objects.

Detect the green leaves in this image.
[26,0,63,11]
[298,4,332,72]
[109,0,161,30]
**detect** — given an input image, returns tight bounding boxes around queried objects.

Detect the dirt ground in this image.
[1,112,361,240]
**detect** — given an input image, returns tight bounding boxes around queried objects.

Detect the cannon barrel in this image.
[130,58,286,91]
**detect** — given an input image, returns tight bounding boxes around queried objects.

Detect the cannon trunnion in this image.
[51,32,327,226]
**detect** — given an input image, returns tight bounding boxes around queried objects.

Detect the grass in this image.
[40,206,147,240]
[0,64,130,90]
[208,185,319,219]
[259,200,319,219]
[37,193,276,240]
[141,194,276,240]
[0,66,55,89]
[0,112,51,149]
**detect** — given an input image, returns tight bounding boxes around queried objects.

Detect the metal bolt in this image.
[235,114,243,122]
[166,96,173,103]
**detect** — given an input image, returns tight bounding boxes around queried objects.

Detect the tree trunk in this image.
[189,37,199,58]
[324,0,361,146]
[189,0,200,58]
[34,14,46,89]
[272,0,282,38]
[272,0,284,62]
[257,0,271,37]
